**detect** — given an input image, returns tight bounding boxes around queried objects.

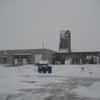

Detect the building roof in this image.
[54,50,100,55]
[0,48,56,56]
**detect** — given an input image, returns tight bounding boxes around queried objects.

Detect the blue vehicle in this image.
[37,63,52,74]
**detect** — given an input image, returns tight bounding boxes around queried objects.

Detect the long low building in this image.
[0,49,55,65]
[0,30,100,65]
[53,51,100,64]
[0,48,100,65]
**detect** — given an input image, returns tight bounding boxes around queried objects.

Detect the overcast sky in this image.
[0,0,100,51]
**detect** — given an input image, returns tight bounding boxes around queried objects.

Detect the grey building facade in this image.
[53,51,100,64]
[0,30,100,65]
[0,49,55,65]
[53,30,100,64]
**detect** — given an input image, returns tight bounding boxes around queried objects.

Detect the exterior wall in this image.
[0,49,100,65]
[34,54,43,63]
[7,56,13,65]
[53,52,100,65]
[0,57,7,64]
[0,49,55,65]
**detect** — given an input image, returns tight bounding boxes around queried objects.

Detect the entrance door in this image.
[22,58,28,65]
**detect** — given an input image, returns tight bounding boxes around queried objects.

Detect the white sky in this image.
[0,0,100,52]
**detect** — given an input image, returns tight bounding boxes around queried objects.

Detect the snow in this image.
[72,82,100,98]
[0,64,100,100]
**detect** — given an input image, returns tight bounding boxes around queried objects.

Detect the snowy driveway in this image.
[0,64,100,100]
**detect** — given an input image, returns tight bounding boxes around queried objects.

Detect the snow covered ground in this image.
[0,64,100,100]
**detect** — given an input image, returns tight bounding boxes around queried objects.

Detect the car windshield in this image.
[42,65,47,67]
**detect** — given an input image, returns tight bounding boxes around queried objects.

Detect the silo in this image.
[59,30,71,53]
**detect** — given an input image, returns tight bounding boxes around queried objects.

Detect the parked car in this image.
[37,63,52,74]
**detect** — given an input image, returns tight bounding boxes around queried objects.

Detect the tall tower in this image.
[59,30,71,53]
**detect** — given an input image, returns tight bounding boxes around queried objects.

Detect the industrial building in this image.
[53,30,100,64]
[0,49,55,65]
[53,51,100,64]
[0,30,100,65]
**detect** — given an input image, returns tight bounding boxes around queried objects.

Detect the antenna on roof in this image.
[42,40,46,49]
